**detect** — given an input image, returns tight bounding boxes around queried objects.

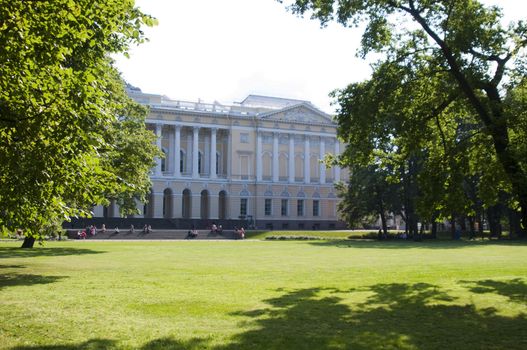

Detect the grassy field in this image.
[1,239,526,349]
[245,230,361,239]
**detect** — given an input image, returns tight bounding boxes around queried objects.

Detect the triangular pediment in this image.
[259,103,334,124]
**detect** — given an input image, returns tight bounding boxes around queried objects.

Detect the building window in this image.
[281,199,288,216]
[240,155,249,180]
[297,199,304,216]
[264,199,272,216]
[313,200,320,217]
[180,150,185,173]
[240,198,248,216]
[240,133,249,143]
[198,151,203,174]
[161,148,167,172]
[216,152,220,175]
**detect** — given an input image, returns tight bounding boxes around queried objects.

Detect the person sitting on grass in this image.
[186,227,198,239]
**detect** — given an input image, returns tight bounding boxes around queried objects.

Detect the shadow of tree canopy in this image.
[139,282,527,350]
[309,239,527,250]
[0,272,66,291]
[462,278,527,304]
[0,246,105,259]
[8,281,527,349]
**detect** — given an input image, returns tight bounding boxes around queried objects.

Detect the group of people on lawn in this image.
[186,223,245,239]
[76,222,246,240]
[77,223,152,239]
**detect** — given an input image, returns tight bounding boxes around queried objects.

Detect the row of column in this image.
[154,124,223,179]
[256,132,340,184]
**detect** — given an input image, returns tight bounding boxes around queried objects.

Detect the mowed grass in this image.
[246,230,360,239]
[1,240,527,349]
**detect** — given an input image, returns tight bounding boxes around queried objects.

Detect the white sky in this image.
[114,0,525,113]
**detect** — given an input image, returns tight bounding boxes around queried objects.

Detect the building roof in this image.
[239,95,312,110]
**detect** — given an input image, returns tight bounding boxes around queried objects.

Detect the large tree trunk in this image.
[487,205,502,238]
[379,209,388,237]
[431,221,437,239]
[508,208,521,239]
[519,203,527,239]
[21,236,35,248]
[450,216,456,240]
[468,216,476,239]
[477,211,484,238]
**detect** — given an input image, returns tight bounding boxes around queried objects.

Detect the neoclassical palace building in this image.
[93,87,348,230]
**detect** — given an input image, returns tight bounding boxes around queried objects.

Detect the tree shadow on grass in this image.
[8,281,527,350]
[0,272,66,291]
[142,284,526,350]
[461,278,527,304]
[0,246,105,259]
[221,282,526,350]
[308,239,527,250]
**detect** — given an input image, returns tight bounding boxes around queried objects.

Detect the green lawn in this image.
[1,240,526,349]
[246,230,361,239]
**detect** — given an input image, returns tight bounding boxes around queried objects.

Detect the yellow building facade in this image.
[94,88,348,230]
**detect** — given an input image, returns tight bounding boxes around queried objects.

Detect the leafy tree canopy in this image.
[281,0,527,233]
[0,0,161,241]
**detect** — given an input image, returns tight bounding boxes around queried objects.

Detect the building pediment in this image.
[259,103,334,125]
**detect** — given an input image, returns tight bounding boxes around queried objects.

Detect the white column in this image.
[319,136,326,184]
[93,205,104,217]
[186,131,192,174]
[334,139,341,182]
[256,131,262,182]
[192,127,200,179]
[174,125,181,177]
[227,130,232,177]
[155,124,162,176]
[210,193,219,219]
[210,128,217,179]
[204,133,210,175]
[153,192,164,218]
[168,127,174,173]
[272,132,279,182]
[304,136,310,184]
[288,134,295,183]
[173,192,182,219]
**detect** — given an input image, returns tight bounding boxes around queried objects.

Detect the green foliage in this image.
[282,0,527,232]
[0,1,160,239]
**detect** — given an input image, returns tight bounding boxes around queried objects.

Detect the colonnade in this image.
[256,131,340,184]
[151,123,229,179]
